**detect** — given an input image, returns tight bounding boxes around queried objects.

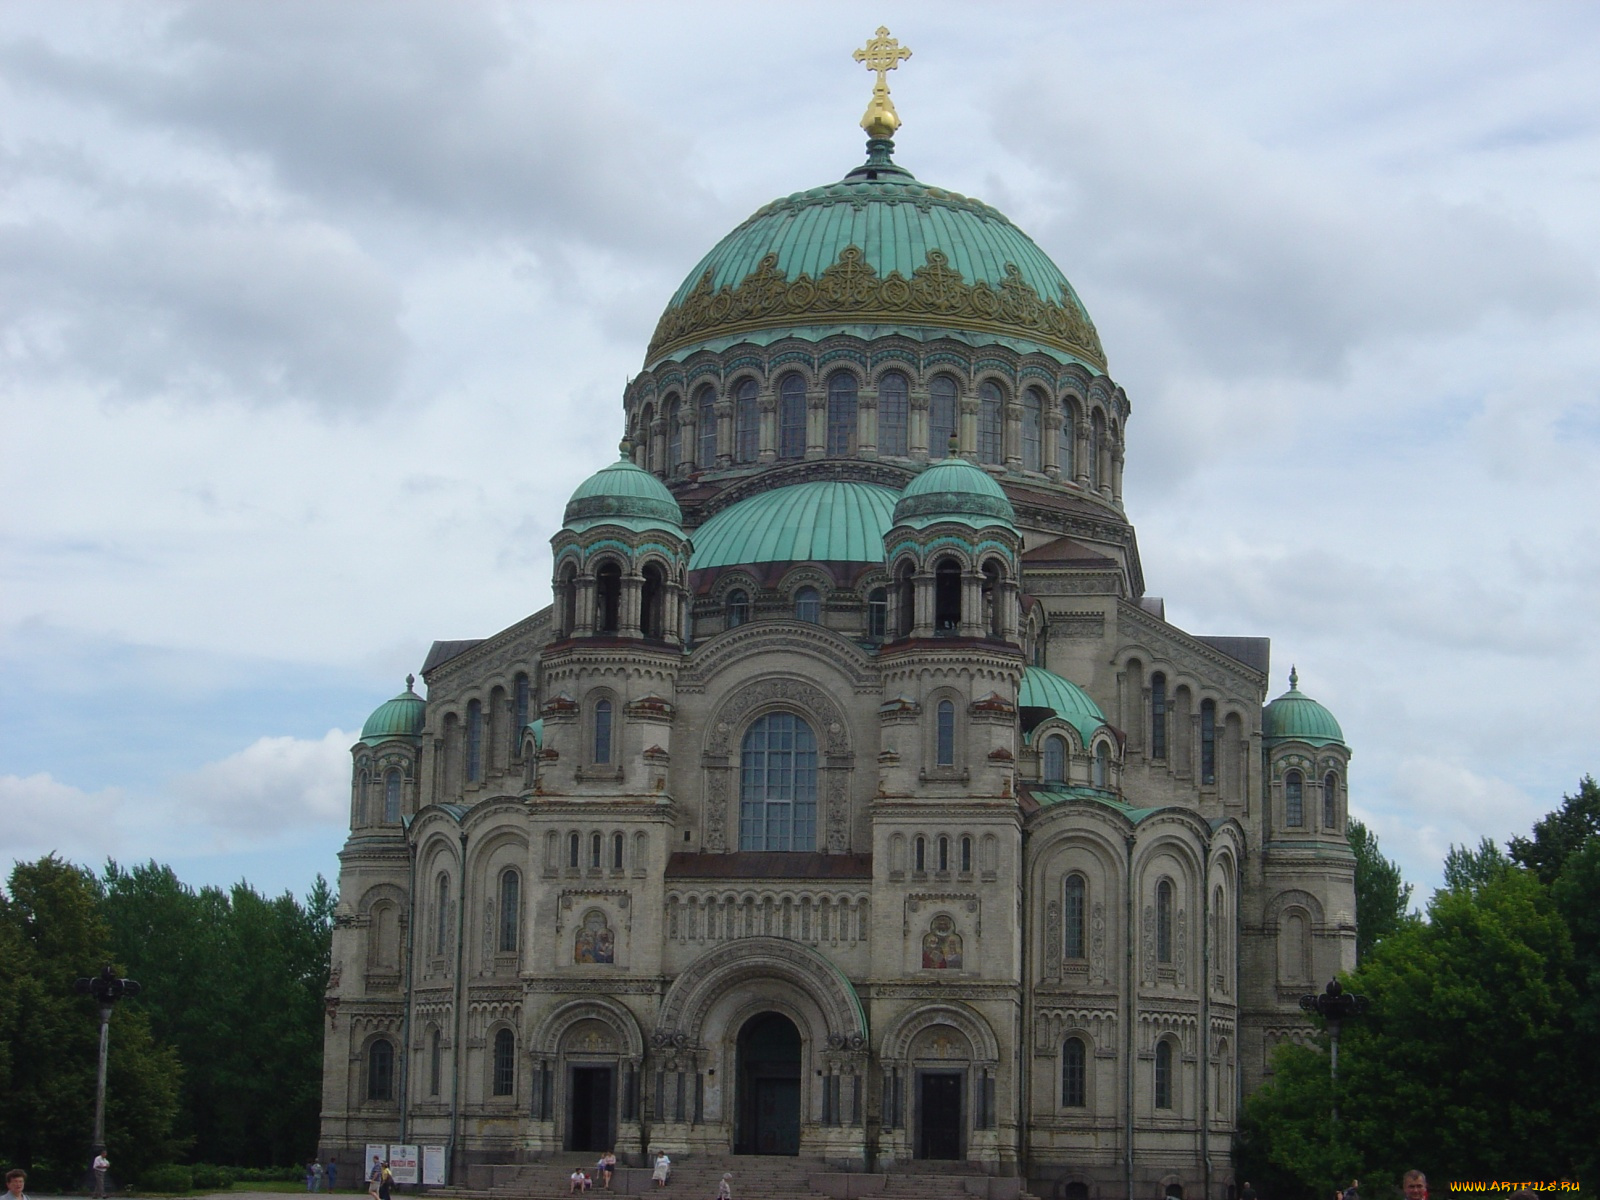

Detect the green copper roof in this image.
[361,677,426,744]
[1263,668,1345,747]
[894,454,1017,532]
[1019,666,1107,746]
[564,446,683,534]
[689,481,899,570]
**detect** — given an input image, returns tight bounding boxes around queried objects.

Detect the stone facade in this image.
[319,130,1356,1200]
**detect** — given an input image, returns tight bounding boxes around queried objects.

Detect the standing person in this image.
[92,1152,110,1198]
[1344,1180,1360,1200]
[312,1160,324,1192]
[368,1157,383,1198]
[1239,1184,1256,1200]
[1402,1173,1427,1200]
[596,1153,616,1191]
[306,1162,316,1192]
[379,1161,393,1200]
[327,1160,339,1192]
[7,1169,29,1200]
[717,1174,733,1200]
[651,1151,671,1188]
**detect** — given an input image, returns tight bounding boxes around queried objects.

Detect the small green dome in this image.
[564,443,683,534]
[1020,666,1107,746]
[893,453,1017,531]
[690,481,899,570]
[361,676,426,744]
[1263,667,1345,747]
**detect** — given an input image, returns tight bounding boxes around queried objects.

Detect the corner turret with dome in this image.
[321,31,1357,1200]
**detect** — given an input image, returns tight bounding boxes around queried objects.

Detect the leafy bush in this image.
[189,1165,234,1189]
[140,1165,194,1193]
[229,1166,304,1183]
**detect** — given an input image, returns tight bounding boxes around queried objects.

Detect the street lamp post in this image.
[1298,977,1367,1124]
[73,965,143,1189]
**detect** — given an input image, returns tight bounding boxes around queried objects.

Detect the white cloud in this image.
[170,728,355,834]
[0,772,129,863]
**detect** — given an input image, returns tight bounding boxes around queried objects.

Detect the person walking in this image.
[7,1169,30,1200]
[717,1173,733,1200]
[327,1161,338,1192]
[379,1161,393,1200]
[651,1151,671,1188]
[92,1153,110,1199]
[367,1157,383,1199]
[596,1153,616,1191]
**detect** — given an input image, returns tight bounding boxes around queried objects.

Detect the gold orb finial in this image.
[853,25,912,139]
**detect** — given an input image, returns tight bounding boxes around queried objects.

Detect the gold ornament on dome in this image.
[853,26,912,138]
[646,245,1106,368]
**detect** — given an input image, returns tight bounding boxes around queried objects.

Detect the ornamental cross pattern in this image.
[853,26,912,84]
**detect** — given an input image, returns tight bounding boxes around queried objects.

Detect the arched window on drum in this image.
[929,375,958,457]
[878,370,909,457]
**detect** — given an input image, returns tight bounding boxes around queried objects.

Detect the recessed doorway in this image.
[917,1070,963,1160]
[735,1012,801,1155]
[567,1066,614,1152]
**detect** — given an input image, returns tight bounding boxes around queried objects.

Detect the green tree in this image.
[1347,818,1413,963]
[1440,835,1512,894]
[0,856,182,1188]
[1509,774,1600,884]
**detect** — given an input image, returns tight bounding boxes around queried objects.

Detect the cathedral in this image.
[320,31,1356,1200]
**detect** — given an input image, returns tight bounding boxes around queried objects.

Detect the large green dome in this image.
[563,446,683,534]
[647,160,1104,369]
[361,678,426,745]
[893,454,1017,531]
[1263,669,1345,747]
[689,481,898,570]
[1019,666,1107,746]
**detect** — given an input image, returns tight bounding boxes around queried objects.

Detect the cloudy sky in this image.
[3,1,1596,903]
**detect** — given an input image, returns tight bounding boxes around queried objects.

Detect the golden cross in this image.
[852,26,912,138]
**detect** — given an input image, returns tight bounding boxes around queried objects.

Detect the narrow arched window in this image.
[1043,735,1066,783]
[981,559,1003,638]
[1090,409,1106,489]
[1324,772,1339,828]
[936,699,956,767]
[1062,1037,1086,1107]
[428,1027,442,1096]
[384,769,402,823]
[1286,770,1304,827]
[498,869,520,953]
[367,1037,394,1101]
[826,372,857,456]
[591,832,602,869]
[559,564,578,636]
[1023,387,1044,471]
[878,371,909,457]
[726,588,750,628]
[593,698,612,765]
[641,562,665,639]
[514,674,530,754]
[778,372,807,458]
[1064,873,1087,958]
[961,836,972,873]
[1154,1040,1173,1110]
[929,375,958,457]
[867,588,887,641]
[637,404,654,472]
[1150,673,1167,760]
[1152,882,1183,969]
[896,561,915,637]
[466,700,483,783]
[697,383,718,467]
[595,561,621,634]
[735,377,759,463]
[934,558,961,633]
[568,832,580,868]
[738,712,818,851]
[1200,700,1217,785]
[794,586,821,623]
[492,1028,515,1096]
[434,874,451,956]
[1059,400,1077,478]
[978,380,1003,464]
[355,769,368,826]
[612,832,625,870]
[938,836,950,872]
[914,836,926,873]
[1093,741,1109,788]
[665,396,682,471]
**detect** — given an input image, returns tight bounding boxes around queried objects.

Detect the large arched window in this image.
[826,372,857,456]
[595,561,621,634]
[867,587,888,641]
[383,769,402,823]
[593,698,613,765]
[1324,772,1339,828]
[696,383,718,467]
[738,713,818,851]
[466,700,483,783]
[1093,741,1109,789]
[1062,1036,1086,1107]
[559,563,578,636]
[434,873,451,956]
[641,562,665,639]
[1089,409,1106,489]
[498,869,520,953]
[637,404,654,472]
[1200,699,1217,785]
[1154,1040,1174,1109]
[895,561,915,637]
[1156,878,1174,964]
[1022,387,1044,471]
[492,1028,515,1096]
[731,377,757,463]
[794,586,821,623]
[936,699,956,767]
[929,375,958,457]
[726,589,750,628]
[1064,873,1086,958]
[878,371,909,457]
[977,380,1004,464]
[1286,770,1304,827]
[1150,673,1167,760]
[778,372,807,459]
[1059,399,1077,478]
[367,1037,395,1101]
[665,396,682,471]
[1043,735,1066,783]
[934,558,961,633]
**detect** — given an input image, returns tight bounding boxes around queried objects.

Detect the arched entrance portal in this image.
[735,1013,801,1155]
